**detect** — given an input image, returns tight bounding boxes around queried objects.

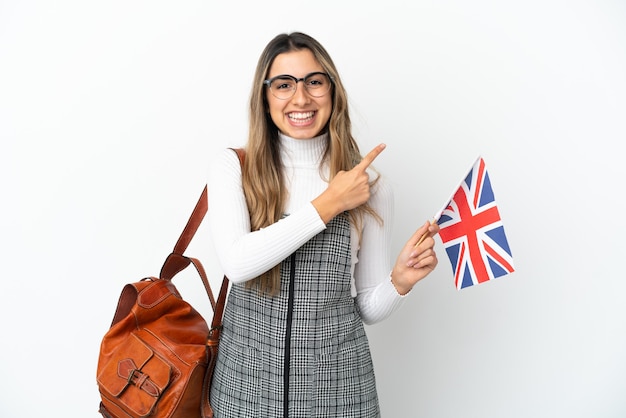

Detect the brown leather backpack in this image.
[96,149,243,418]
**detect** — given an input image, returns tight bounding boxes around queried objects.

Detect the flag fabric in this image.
[436,156,514,290]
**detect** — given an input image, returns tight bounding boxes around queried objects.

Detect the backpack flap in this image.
[97,333,172,417]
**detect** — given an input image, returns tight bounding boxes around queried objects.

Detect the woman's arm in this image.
[354,175,439,325]
[207,148,326,283]
[353,176,405,325]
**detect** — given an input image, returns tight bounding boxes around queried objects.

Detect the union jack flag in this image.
[436,156,514,289]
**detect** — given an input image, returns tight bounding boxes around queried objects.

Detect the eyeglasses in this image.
[264,72,333,100]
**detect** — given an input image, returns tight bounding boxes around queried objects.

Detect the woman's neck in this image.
[278,132,328,166]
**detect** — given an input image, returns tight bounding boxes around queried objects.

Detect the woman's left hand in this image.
[390,221,440,295]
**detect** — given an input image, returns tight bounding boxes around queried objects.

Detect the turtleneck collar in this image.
[278,132,329,167]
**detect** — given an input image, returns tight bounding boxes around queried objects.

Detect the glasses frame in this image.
[263,71,334,100]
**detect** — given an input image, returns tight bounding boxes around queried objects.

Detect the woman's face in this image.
[265,49,333,139]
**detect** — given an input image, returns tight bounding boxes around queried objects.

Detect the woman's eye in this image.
[273,79,294,90]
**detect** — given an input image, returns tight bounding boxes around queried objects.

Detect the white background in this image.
[2,1,625,417]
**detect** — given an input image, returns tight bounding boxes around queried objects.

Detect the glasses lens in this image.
[304,73,332,97]
[270,76,297,100]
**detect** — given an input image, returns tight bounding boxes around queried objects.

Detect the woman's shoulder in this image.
[218,147,245,164]
[208,147,245,178]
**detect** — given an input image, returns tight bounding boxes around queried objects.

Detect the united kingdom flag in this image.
[436,156,515,289]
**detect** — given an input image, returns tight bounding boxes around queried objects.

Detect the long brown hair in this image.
[243,32,380,295]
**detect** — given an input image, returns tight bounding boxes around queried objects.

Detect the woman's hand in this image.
[391,221,440,295]
[312,143,386,224]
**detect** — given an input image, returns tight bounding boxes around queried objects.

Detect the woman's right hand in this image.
[312,143,386,224]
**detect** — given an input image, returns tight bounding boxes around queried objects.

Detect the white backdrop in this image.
[2,1,625,417]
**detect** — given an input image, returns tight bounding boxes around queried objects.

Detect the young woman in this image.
[207,32,439,418]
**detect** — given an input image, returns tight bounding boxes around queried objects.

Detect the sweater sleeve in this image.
[207,148,327,283]
[353,174,407,325]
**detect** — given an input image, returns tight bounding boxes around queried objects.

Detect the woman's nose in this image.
[290,81,311,104]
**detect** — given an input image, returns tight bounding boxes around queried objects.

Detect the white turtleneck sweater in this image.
[207,133,406,325]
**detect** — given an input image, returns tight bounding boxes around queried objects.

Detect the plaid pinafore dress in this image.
[210,214,380,417]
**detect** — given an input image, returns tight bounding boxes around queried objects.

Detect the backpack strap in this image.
[158,147,246,418]
[159,148,245,308]
[202,147,245,418]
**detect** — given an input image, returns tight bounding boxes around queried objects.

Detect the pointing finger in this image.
[355,143,386,171]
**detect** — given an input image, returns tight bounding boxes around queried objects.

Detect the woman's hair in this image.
[243,32,380,295]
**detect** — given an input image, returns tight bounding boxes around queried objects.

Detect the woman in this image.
[207,32,439,418]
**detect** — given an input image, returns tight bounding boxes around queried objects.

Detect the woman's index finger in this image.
[356,143,386,171]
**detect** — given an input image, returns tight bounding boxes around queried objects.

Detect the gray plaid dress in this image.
[210,214,380,417]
